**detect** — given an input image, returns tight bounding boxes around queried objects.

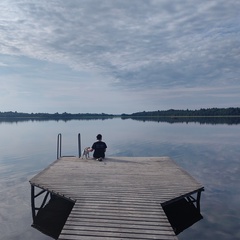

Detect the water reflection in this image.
[0,119,239,239]
[1,116,240,125]
[0,117,114,124]
[121,116,240,125]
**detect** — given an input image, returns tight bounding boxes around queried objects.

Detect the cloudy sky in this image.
[0,0,239,114]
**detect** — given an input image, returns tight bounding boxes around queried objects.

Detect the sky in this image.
[0,0,240,114]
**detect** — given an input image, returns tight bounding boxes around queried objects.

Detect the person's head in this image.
[96,134,102,140]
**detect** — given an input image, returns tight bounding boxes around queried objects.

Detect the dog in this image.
[82,147,92,159]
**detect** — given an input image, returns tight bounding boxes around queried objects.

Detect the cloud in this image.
[0,0,239,112]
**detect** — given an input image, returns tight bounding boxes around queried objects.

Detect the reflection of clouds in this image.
[110,120,240,146]
[174,144,240,240]
[0,178,49,240]
[0,120,239,239]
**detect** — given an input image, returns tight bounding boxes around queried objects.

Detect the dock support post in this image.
[30,185,52,222]
[196,190,202,213]
[31,185,36,220]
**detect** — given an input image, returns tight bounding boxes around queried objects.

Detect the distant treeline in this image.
[1,108,240,123]
[122,107,240,117]
[0,111,115,120]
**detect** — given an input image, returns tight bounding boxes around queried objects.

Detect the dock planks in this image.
[30,156,203,240]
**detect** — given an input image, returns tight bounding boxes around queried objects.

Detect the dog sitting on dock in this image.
[82,147,92,159]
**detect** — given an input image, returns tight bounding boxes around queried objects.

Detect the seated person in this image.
[91,134,107,161]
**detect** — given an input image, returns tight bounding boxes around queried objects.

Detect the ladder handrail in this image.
[57,133,62,159]
[78,133,81,158]
[57,133,81,159]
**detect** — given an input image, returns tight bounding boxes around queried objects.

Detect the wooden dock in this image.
[29,156,204,240]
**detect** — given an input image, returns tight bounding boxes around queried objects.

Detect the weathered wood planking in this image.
[30,156,203,240]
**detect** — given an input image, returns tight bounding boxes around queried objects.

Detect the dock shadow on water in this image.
[162,197,203,235]
[31,194,203,239]
[31,194,74,239]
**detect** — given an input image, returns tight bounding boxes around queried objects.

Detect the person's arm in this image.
[90,143,95,152]
[104,143,107,152]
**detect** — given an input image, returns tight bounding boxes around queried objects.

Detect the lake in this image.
[0,118,239,240]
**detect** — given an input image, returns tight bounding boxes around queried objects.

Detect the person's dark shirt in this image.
[92,141,107,158]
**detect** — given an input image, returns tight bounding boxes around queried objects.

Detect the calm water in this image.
[0,118,239,240]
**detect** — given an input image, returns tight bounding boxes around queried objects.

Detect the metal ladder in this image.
[57,133,82,159]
